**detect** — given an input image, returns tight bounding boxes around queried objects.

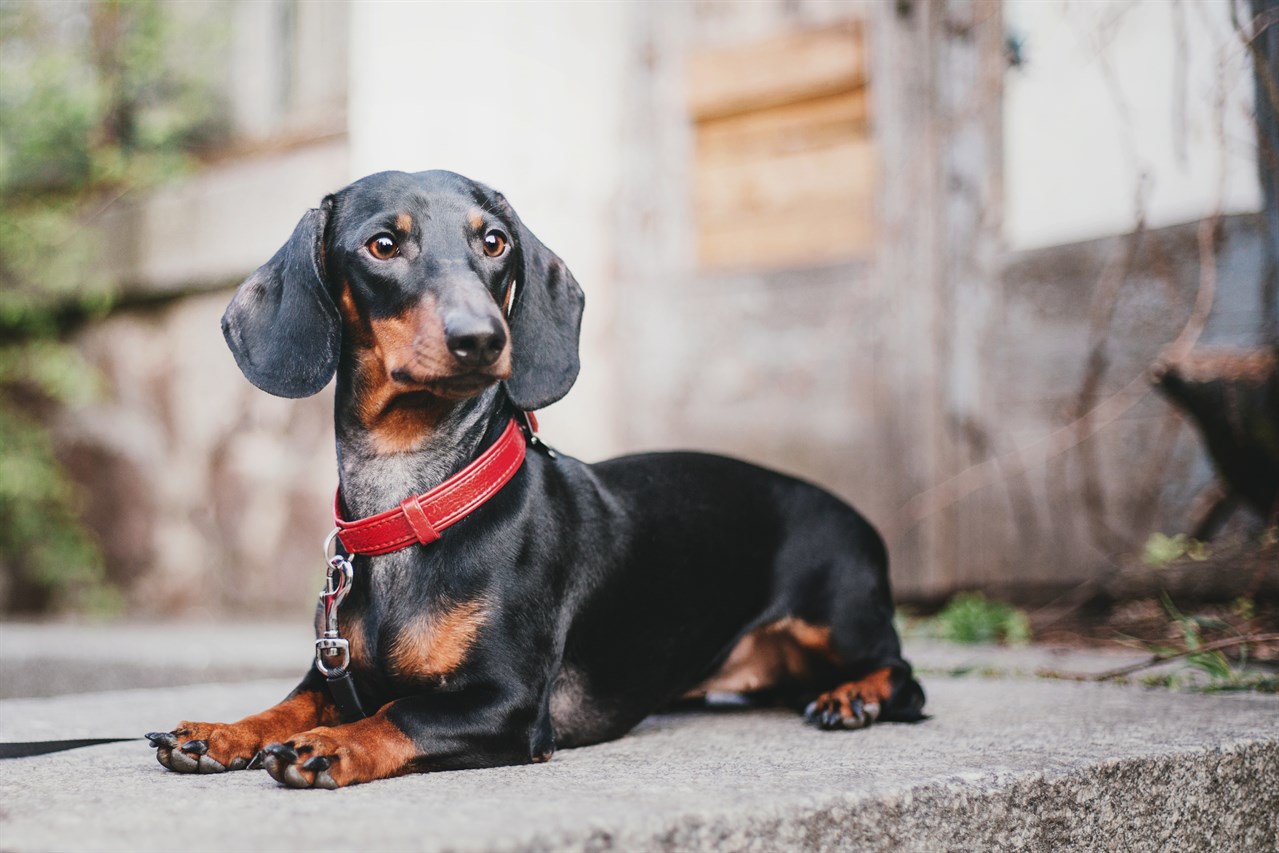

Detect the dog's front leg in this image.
[258,689,544,789]
[147,672,339,773]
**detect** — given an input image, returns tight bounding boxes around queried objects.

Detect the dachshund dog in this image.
[146,170,924,788]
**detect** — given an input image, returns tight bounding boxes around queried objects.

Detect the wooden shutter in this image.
[688,22,873,271]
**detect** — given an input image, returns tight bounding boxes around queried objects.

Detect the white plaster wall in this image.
[1005,0,1261,250]
[348,0,632,461]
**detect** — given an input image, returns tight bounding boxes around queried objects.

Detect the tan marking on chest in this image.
[388,600,488,681]
[340,611,370,671]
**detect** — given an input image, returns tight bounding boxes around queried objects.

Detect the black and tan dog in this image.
[146,170,924,788]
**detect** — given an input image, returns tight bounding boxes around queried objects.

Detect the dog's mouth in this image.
[425,373,503,400]
[387,370,504,403]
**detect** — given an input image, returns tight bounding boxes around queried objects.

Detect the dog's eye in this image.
[367,234,399,260]
[482,231,507,258]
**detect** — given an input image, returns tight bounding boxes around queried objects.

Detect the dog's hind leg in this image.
[800,538,926,730]
[768,498,925,730]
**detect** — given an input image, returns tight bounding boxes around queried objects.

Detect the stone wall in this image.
[59,290,336,615]
[46,139,352,615]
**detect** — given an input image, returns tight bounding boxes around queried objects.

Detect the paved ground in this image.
[0,623,1275,852]
[0,620,309,699]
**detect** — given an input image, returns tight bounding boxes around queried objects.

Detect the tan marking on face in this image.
[337,279,369,341]
[368,296,453,387]
[351,296,453,454]
[395,212,413,234]
[467,210,485,231]
[388,599,487,681]
[339,283,512,455]
[684,617,839,697]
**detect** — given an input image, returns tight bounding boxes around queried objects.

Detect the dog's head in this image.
[221,170,585,413]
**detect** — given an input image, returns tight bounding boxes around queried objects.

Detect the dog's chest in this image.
[383,599,489,682]
[341,596,490,685]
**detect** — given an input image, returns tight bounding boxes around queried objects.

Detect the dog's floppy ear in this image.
[503,212,586,411]
[221,203,340,398]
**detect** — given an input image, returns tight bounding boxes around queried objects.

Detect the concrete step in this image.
[0,671,1274,851]
[0,621,310,699]
[0,619,1193,700]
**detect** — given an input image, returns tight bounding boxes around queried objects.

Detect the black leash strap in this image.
[325,670,368,723]
[0,737,141,758]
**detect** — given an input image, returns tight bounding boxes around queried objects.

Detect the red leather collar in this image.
[334,417,527,555]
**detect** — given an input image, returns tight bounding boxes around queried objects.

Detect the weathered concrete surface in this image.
[0,621,310,699]
[0,660,1274,851]
[0,619,1187,700]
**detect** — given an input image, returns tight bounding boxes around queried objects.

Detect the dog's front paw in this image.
[261,717,416,789]
[145,722,265,774]
[803,668,894,731]
[260,734,344,790]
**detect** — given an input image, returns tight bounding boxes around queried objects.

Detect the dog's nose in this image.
[445,316,507,368]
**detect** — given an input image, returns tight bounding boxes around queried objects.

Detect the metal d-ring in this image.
[323,527,342,562]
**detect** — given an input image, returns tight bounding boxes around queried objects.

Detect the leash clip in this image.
[315,529,354,676]
[519,411,557,459]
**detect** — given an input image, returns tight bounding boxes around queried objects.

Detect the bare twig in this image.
[887,6,1228,544]
[1038,633,1279,682]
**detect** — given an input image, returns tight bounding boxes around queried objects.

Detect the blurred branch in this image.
[1072,217,1146,555]
[891,213,1222,541]
[1234,3,1279,119]
[1039,633,1279,682]
[891,0,1238,545]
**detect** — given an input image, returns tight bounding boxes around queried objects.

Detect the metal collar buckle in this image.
[315,529,353,677]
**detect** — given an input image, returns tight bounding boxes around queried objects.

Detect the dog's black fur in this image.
[147,170,924,788]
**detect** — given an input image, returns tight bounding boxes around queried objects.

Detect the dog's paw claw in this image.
[805,683,885,731]
[148,722,266,774]
[302,755,332,772]
[261,743,315,789]
[146,732,177,749]
[263,742,299,763]
[301,754,339,787]
[261,731,360,789]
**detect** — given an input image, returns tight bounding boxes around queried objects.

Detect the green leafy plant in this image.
[1142,532,1210,568]
[1145,593,1278,693]
[932,592,1032,646]
[0,0,222,611]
